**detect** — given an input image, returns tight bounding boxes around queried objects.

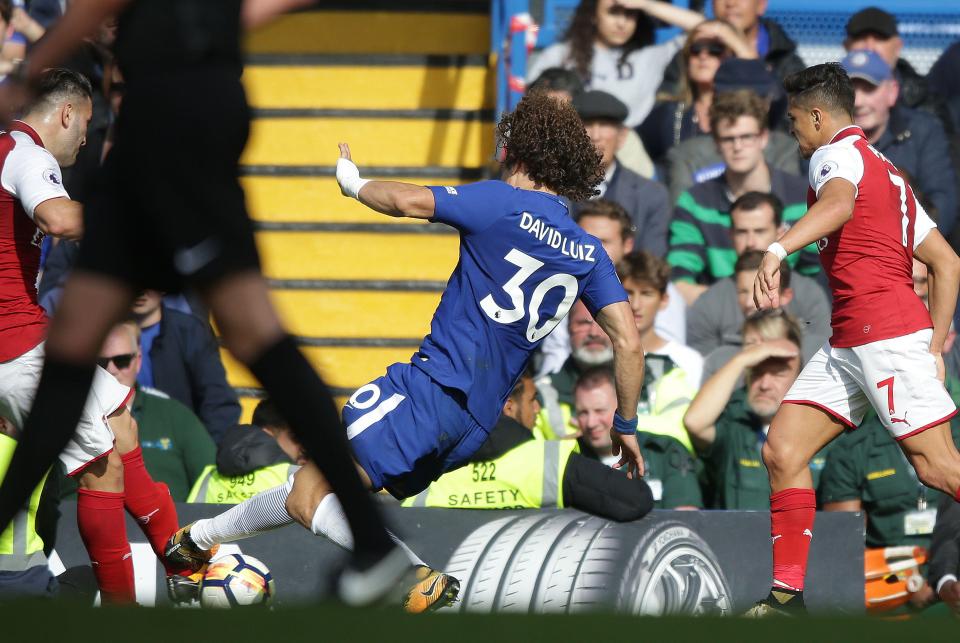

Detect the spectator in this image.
[844,7,950,130]
[537,200,686,376]
[617,251,701,453]
[665,58,803,202]
[639,19,752,170]
[56,321,216,502]
[535,300,612,439]
[574,367,701,509]
[537,291,697,453]
[686,195,831,356]
[527,0,705,129]
[619,251,702,388]
[698,283,828,386]
[132,289,240,444]
[404,368,655,520]
[660,0,806,97]
[25,0,62,30]
[188,399,301,504]
[819,417,960,612]
[667,90,809,304]
[572,90,671,255]
[929,495,960,616]
[0,411,58,599]
[527,67,583,103]
[840,50,958,236]
[683,310,831,509]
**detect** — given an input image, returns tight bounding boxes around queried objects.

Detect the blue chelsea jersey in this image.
[413,180,628,429]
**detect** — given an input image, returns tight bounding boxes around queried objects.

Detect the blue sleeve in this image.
[428,181,512,235]
[580,249,628,316]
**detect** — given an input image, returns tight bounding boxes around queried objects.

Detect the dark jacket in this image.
[215,424,291,476]
[149,306,240,444]
[895,58,953,135]
[637,99,704,173]
[929,495,960,593]
[584,163,670,256]
[875,105,958,235]
[658,18,805,98]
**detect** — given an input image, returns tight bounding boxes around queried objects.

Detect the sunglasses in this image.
[689,40,727,58]
[97,353,136,370]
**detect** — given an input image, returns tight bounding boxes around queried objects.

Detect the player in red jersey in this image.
[748,62,960,615]
[0,69,198,603]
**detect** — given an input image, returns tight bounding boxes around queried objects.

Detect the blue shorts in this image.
[342,362,489,499]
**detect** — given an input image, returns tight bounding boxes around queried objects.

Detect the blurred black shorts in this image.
[75,66,261,293]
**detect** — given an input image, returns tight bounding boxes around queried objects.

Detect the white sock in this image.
[191,478,295,550]
[310,493,425,567]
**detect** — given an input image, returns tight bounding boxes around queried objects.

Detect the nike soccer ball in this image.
[200,554,275,608]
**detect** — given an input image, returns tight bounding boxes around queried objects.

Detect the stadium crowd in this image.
[1,0,960,617]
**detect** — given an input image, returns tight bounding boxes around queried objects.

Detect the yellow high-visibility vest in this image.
[0,434,47,571]
[402,439,578,509]
[186,463,298,504]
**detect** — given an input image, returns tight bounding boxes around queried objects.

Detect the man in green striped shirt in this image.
[667,90,820,305]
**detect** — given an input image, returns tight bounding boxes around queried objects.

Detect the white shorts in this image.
[0,342,132,475]
[783,328,957,440]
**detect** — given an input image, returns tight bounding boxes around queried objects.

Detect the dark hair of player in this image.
[252,398,287,430]
[735,249,791,290]
[616,250,670,294]
[574,199,635,241]
[497,91,604,202]
[528,67,584,97]
[709,89,769,134]
[574,365,615,394]
[565,0,655,80]
[731,191,785,227]
[24,68,94,115]
[783,63,855,118]
[507,364,535,404]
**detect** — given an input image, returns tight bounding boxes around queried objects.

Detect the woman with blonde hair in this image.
[639,18,753,167]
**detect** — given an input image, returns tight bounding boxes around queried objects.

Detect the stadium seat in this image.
[234,2,494,419]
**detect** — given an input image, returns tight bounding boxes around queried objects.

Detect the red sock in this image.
[770,487,816,592]
[77,488,135,604]
[121,447,184,575]
[954,485,960,502]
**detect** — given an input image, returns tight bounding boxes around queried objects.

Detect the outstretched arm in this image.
[595,300,646,477]
[336,143,435,219]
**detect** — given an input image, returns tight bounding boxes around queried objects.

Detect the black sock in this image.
[768,587,805,609]
[0,358,95,531]
[248,335,393,557]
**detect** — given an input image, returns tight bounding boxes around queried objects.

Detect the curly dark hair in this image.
[565,0,655,81]
[497,92,603,201]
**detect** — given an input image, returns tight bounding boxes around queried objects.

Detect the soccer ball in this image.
[200,554,275,608]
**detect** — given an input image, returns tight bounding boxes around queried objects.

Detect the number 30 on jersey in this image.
[480,249,578,342]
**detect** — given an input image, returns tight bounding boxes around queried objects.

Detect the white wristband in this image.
[336,157,370,199]
[766,242,788,261]
[937,574,958,596]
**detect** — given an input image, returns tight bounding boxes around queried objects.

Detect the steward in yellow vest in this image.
[0,423,57,598]
[187,424,297,504]
[404,371,654,521]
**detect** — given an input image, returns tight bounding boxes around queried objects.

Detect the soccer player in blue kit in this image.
[166,93,646,611]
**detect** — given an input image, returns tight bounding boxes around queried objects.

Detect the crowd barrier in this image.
[51,503,864,613]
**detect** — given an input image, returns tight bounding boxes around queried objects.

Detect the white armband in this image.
[336,157,369,199]
[766,242,788,261]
